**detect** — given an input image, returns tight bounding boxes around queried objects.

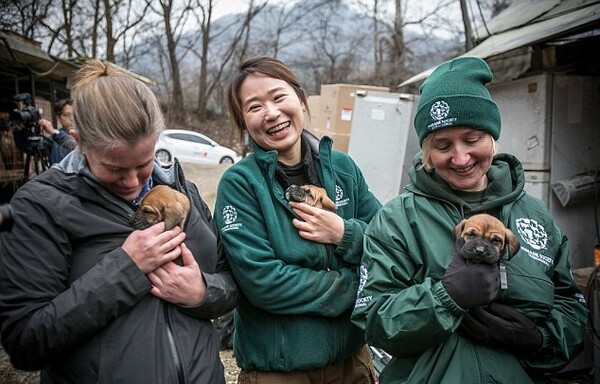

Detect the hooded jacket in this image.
[214,132,382,372]
[0,149,238,384]
[351,153,588,384]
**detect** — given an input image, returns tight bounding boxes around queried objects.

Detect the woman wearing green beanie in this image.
[352,56,588,383]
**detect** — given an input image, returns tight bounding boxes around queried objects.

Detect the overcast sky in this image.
[211,0,464,38]
[212,0,293,19]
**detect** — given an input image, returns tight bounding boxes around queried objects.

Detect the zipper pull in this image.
[499,261,508,290]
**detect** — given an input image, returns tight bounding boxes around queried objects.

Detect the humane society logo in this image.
[427,100,457,131]
[221,205,242,231]
[335,185,349,208]
[515,218,548,250]
[430,101,450,120]
[354,265,372,309]
[515,217,552,266]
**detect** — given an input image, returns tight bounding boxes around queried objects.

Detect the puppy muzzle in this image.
[461,239,501,264]
[285,185,311,203]
[129,211,155,230]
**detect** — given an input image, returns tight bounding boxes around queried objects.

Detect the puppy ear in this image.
[321,196,336,212]
[505,229,521,258]
[163,203,188,230]
[454,219,467,239]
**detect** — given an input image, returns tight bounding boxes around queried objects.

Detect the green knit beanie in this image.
[413,56,501,147]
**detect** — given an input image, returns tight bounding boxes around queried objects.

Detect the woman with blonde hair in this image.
[216,56,381,383]
[0,60,238,383]
[352,57,587,383]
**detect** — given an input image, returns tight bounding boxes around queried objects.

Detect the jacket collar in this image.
[406,152,525,214]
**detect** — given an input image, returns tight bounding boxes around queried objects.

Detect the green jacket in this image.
[352,153,588,383]
[215,133,382,372]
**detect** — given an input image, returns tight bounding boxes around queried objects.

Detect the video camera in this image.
[10,93,44,154]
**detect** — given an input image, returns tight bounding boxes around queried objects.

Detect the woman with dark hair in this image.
[38,98,76,164]
[216,56,382,383]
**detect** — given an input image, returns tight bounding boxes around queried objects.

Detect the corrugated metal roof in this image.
[472,0,561,39]
[0,31,155,85]
[399,0,600,87]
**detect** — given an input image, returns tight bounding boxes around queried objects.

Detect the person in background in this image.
[38,98,76,164]
[215,56,382,384]
[351,56,588,383]
[0,59,238,384]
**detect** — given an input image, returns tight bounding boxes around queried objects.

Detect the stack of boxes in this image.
[307,83,389,153]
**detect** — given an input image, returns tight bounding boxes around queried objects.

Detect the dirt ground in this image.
[179,162,230,213]
[0,346,239,384]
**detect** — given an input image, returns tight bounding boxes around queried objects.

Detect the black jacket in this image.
[0,149,238,383]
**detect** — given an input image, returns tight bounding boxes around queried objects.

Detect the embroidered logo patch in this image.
[354,265,372,309]
[222,205,237,225]
[335,185,343,201]
[515,217,548,250]
[430,100,450,121]
[427,100,457,131]
[358,265,368,294]
[221,205,242,232]
[335,184,349,208]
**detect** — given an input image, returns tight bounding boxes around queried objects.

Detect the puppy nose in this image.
[474,245,486,254]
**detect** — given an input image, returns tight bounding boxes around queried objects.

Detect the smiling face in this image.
[84,135,156,201]
[427,127,494,192]
[238,73,305,165]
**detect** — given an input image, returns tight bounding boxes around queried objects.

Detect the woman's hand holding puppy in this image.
[289,201,344,245]
[123,223,206,306]
[122,222,186,273]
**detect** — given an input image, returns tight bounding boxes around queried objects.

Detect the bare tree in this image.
[191,0,266,120]
[102,0,150,63]
[371,0,383,83]
[148,0,195,123]
[37,0,78,57]
[358,0,459,87]
[68,0,103,59]
[304,2,366,88]
[252,0,331,58]
[0,0,52,40]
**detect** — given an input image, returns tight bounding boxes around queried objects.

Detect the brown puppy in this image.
[285,184,336,212]
[454,213,520,264]
[130,185,190,230]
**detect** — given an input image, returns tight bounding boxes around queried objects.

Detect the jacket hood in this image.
[406,152,525,215]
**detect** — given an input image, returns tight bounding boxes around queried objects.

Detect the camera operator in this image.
[0,204,13,232]
[38,99,76,165]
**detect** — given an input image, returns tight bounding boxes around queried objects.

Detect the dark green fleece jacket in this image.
[215,133,382,372]
[352,153,588,383]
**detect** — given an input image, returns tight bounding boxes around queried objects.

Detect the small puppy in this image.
[454,213,520,264]
[130,185,190,230]
[285,184,336,212]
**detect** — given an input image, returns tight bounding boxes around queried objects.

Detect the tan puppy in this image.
[130,185,190,230]
[454,213,520,264]
[285,184,336,212]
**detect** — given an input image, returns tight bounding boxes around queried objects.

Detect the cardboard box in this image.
[306,95,321,130]
[311,84,389,139]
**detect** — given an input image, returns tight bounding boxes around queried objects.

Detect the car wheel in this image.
[155,149,173,167]
[219,156,234,164]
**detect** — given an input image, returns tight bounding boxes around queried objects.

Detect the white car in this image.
[154,129,241,166]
